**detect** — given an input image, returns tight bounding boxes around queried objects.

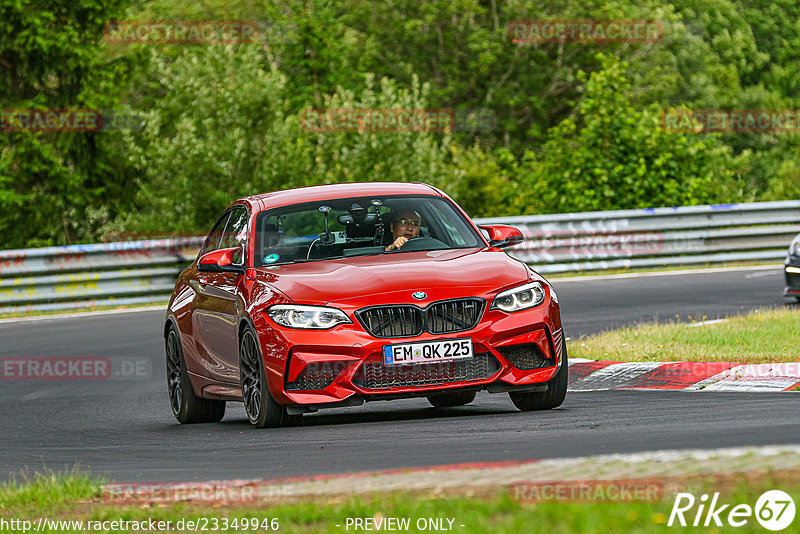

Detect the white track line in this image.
[685,318,728,328]
[550,264,781,283]
[0,305,166,325]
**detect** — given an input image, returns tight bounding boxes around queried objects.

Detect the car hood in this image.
[250,248,529,306]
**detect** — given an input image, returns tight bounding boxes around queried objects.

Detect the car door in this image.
[192,206,249,383]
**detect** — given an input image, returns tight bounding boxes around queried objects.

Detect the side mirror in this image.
[197,247,245,274]
[478,224,525,248]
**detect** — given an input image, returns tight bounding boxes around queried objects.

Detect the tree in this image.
[116,44,497,231]
[520,54,735,213]
[0,0,133,248]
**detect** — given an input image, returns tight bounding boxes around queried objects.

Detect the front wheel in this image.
[509,343,568,411]
[165,324,225,424]
[239,327,286,428]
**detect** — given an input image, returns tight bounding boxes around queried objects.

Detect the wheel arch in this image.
[163,313,206,400]
[164,315,178,339]
[238,314,260,346]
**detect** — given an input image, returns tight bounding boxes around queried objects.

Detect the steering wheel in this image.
[394,236,449,252]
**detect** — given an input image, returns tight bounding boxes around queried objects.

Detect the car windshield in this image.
[254,195,484,266]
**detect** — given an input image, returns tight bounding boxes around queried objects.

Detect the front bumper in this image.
[785,256,800,297]
[253,297,564,408]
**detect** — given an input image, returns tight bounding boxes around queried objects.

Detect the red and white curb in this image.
[568,359,800,392]
[102,445,800,502]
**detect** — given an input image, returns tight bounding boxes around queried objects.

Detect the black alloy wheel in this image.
[165,324,225,423]
[240,327,286,428]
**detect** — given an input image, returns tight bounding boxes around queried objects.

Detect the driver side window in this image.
[220,207,249,249]
[199,211,231,256]
[219,207,249,264]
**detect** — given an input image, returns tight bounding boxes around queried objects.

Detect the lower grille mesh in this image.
[286,361,348,391]
[498,343,553,370]
[353,353,499,390]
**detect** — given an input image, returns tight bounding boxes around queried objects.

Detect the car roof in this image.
[239,182,444,211]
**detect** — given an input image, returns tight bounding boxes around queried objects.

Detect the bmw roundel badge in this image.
[412,291,427,300]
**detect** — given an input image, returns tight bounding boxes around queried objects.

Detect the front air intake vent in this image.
[285,361,348,391]
[497,343,554,370]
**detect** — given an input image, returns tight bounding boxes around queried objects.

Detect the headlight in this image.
[267,305,352,329]
[491,282,546,312]
[791,236,800,257]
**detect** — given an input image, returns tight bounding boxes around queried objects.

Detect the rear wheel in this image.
[427,391,476,408]
[509,344,568,411]
[240,327,286,428]
[165,324,225,423]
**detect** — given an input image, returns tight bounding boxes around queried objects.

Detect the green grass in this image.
[2,471,800,533]
[570,307,800,364]
[0,470,97,512]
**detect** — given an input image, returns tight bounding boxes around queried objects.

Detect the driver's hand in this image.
[385,236,408,251]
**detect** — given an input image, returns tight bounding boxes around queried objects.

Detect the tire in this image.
[165,324,226,424]
[509,343,568,411]
[427,391,476,408]
[239,327,286,428]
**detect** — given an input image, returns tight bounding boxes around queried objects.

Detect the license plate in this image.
[383,338,473,365]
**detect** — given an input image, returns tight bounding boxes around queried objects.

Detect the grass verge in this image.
[569,307,800,364]
[2,470,799,533]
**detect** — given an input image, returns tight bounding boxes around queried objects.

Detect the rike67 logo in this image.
[668,490,796,531]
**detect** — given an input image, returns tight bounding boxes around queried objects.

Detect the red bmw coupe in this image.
[165,182,567,427]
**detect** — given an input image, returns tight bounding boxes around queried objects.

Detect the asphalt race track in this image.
[1,265,797,482]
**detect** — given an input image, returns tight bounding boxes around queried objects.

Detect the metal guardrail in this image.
[1,200,798,313]
[475,200,800,274]
[0,238,204,314]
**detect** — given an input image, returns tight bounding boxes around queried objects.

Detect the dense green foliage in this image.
[0,0,135,247]
[520,54,735,213]
[1,0,799,247]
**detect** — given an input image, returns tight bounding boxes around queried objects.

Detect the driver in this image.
[385,209,422,251]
